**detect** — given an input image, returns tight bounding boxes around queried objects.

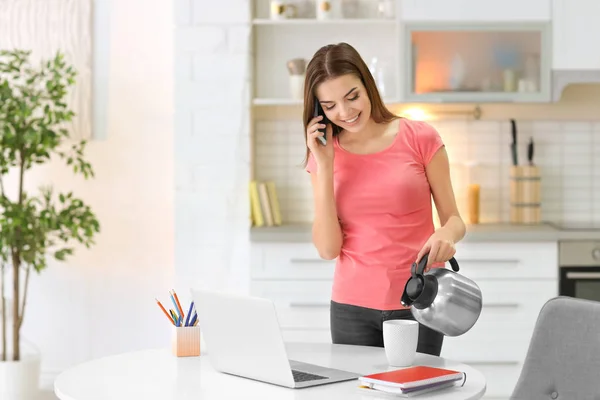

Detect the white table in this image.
[54,343,486,400]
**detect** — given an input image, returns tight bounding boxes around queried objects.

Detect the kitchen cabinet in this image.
[249,0,600,107]
[551,0,600,70]
[550,0,600,101]
[402,22,553,103]
[440,241,558,399]
[249,240,558,399]
[398,0,551,22]
[250,243,334,344]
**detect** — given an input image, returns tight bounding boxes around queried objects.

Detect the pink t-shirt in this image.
[306,118,444,310]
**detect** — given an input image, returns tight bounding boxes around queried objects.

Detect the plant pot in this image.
[0,353,41,400]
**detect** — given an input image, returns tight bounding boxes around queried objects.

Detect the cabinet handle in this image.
[566,272,600,279]
[484,303,520,309]
[289,302,330,308]
[461,259,520,265]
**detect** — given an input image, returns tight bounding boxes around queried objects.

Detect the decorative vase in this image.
[0,353,41,400]
[0,317,42,400]
[289,74,305,100]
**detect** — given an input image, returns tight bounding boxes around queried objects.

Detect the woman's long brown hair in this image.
[301,42,398,167]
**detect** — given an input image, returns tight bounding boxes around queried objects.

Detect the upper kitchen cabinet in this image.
[403,23,552,103]
[551,0,600,100]
[398,0,551,22]
[552,0,600,70]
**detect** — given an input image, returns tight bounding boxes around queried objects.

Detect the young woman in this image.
[302,42,466,356]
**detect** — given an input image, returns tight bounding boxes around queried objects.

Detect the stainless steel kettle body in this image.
[400,254,482,337]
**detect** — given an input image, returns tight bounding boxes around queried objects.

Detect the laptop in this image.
[191,288,361,389]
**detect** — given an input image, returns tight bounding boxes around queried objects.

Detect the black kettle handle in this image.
[411,253,460,277]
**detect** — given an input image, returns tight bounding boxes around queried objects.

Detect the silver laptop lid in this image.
[191,289,295,387]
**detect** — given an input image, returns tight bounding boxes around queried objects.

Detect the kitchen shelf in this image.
[252,97,402,106]
[252,98,303,106]
[252,18,396,26]
[252,21,399,102]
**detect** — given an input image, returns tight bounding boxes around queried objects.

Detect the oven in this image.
[559,241,600,302]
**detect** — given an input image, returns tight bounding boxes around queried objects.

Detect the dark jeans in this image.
[330,300,444,356]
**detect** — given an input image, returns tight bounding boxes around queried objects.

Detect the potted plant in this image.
[0,49,100,399]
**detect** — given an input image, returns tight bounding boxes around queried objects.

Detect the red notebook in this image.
[359,366,464,390]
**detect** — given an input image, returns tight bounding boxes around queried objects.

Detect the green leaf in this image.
[0,48,99,276]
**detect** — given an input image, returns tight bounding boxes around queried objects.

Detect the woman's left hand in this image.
[416,227,456,272]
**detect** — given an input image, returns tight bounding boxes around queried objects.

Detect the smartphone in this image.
[313,99,330,145]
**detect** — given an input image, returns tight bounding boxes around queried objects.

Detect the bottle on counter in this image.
[467,183,480,224]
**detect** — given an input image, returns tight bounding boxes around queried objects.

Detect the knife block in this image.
[509,166,541,224]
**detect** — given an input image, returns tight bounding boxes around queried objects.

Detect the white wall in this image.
[5,0,175,385]
[1,0,253,386]
[173,0,252,295]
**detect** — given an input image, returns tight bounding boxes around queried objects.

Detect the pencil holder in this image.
[171,326,201,357]
[509,166,541,224]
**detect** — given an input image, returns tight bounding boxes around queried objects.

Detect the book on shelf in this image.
[249,180,282,228]
[357,366,466,397]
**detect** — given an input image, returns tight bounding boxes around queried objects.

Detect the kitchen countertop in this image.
[250,222,600,243]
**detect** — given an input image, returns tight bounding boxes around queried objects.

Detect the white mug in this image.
[382,320,419,367]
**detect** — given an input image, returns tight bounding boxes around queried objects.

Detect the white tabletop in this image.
[54,343,486,400]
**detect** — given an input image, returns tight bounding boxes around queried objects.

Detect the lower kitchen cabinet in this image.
[250,240,559,400]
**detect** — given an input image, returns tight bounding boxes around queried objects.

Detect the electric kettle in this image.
[400,253,482,337]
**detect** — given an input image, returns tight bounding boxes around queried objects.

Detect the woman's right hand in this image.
[306,115,334,168]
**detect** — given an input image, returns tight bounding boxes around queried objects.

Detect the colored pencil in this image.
[171,289,185,320]
[169,292,180,320]
[156,298,175,326]
[185,301,194,327]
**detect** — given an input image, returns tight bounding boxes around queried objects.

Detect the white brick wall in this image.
[174,0,252,293]
[192,0,251,24]
[253,118,600,227]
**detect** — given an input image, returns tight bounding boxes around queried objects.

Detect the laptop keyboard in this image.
[292,369,328,382]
